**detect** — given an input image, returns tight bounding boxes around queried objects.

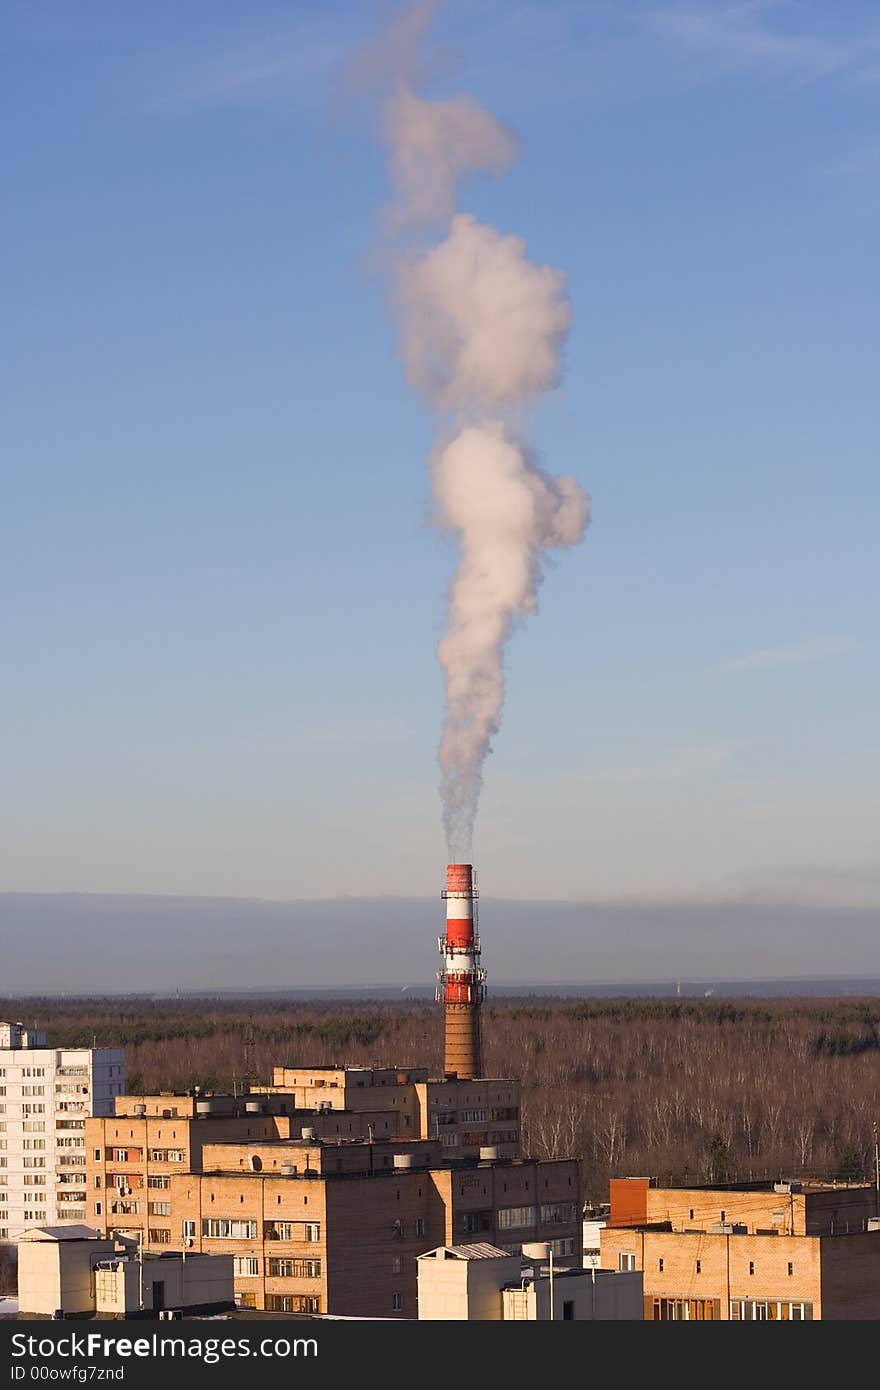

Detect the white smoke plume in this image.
[363,2,590,859]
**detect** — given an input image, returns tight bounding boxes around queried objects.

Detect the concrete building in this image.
[266,1067,521,1159]
[417,1242,642,1320]
[601,1176,880,1319]
[92,1249,234,1317]
[0,1022,124,1241]
[16,1226,114,1317]
[16,1225,233,1318]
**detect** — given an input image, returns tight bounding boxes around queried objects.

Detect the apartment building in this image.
[86,1112,579,1317]
[601,1176,880,1319]
[0,1021,124,1242]
[267,1066,521,1158]
[165,1136,580,1318]
[85,1084,453,1246]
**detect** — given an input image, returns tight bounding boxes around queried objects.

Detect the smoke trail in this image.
[366,2,590,858]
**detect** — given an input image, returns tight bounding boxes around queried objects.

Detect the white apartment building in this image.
[0,1021,124,1241]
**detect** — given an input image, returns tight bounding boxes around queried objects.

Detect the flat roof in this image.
[18,1225,103,1242]
[420,1244,514,1261]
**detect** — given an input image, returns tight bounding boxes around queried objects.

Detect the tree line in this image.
[9,994,880,1203]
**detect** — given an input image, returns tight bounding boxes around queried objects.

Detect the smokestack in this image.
[437,862,485,1079]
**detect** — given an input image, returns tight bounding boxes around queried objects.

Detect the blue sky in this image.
[2,0,878,909]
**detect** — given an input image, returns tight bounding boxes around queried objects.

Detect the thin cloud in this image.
[716,636,859,673]
[643,1,880,87]
[143,11,369,113]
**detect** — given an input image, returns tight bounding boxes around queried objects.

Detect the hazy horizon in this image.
[3,891,878,994]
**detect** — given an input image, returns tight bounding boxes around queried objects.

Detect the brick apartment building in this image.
[601,1176,880,1319]
[266,1066,522,1156]
[168,1137,579,1317]
[83,1069,569,1315]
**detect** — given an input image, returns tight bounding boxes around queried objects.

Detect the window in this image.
[730,1300,812,1321]
[95,1202,102,1215]
[414,1217,425,1237]
[658,1258,664,1272]
[266,1295,320,1314]
[497,1205,535,1230]
[461,1211,491,1234]
[237,1293,257,1309]
[695,1260,701,1274]
[94,1149,102,1161]
[392,1292,404,1312]
[234,1258,260,1276]
[267,1258,321,1278]
[147,1176,170,1189]
[619,1252,636,1272]
[391,1256,401,1274]
[202,1218,258,1239]
[749,1262,755,1276]
[113,1149,128,1163]
[689,1209,694,1220]
[540,1202,577,1224]
[304,1223,320,1242]
[149,1202,171,1217]
[720,1211,725,1221]
[182,1220,196,1240]
[550,1237,575,1258]
[787,1262,793,1276]
[149,1229,171,1245]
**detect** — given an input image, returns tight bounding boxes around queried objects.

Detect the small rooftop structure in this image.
[17,1226,102,1243]
[424,1244,513,1261]
[417,1243,643,1321]
[17,1227,234,1320]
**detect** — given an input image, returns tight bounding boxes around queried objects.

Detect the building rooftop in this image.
[419,1244,514,1261]
[18,1226,103,1243]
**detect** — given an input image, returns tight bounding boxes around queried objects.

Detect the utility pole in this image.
[873,1122,879,1217]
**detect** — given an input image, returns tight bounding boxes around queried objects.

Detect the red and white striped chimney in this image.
[437,863,486,1079]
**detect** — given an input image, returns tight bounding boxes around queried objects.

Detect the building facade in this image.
[85,1104,579,1318]
[601,1177,880,1319]
[167,1140,579,1317]
[266,1067,522,1159]
[0,1022,124,1241]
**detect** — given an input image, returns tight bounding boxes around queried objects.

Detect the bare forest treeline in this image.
[11,995,880,1204]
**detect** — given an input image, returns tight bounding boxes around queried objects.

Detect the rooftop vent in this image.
[301,1127,316,1141]
[773,1181,802,1194]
